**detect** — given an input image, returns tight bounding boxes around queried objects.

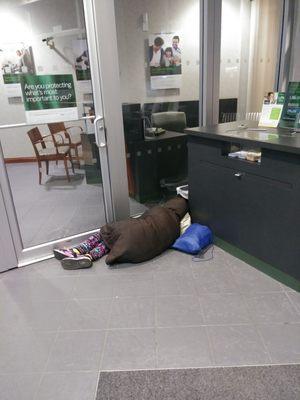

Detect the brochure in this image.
[279,81,300,129]
[258,92,285,128]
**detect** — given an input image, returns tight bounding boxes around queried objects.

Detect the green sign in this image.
[270,108,281,120]
[279,82,300,129]
[277,92,286,105]
[20,74,77,111]
[75,69,91,81]
[3,73,22,84]
[150,65,182,76]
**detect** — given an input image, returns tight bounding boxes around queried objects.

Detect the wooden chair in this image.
[27,127,74,184]
[48,122,82,166]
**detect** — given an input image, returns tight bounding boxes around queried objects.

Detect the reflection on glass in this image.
[219,0,283,123]
[114,0,200,212]
[0,0,106,248]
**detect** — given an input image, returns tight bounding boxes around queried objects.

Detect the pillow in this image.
[172,223,213,254]
[101,196,188,265]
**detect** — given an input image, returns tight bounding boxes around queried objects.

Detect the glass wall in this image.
[114,0,200,211]
[219,0,283,123]
[0,0,107,248]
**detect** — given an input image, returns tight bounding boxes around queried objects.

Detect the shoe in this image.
[61,255,93,270]
[53,248,76,260]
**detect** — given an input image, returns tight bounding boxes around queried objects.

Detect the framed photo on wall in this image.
[148,33,182,90]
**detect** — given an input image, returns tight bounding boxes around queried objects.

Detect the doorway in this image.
[0,0,129,269]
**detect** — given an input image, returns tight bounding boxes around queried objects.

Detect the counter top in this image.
[186,121,300,155]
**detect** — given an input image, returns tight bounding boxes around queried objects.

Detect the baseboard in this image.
[5,156,84,164]
[5,157,36,164]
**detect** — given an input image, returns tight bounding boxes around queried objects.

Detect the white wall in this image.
[0,0,87,158]
[246,0,283,113]
[114,0,200,104]
[289,0,300,81]
[219,0,243,100]
[115,0,253,107]
[220,0,284,116]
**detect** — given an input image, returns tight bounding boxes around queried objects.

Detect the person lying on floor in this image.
[54,231,108,269]
[54,196,189,269]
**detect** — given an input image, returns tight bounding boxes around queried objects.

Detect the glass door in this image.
[0,0,114,267]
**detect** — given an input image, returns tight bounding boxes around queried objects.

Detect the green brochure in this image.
[279,81,300,129]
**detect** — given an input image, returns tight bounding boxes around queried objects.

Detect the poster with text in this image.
[0,43,35,98]
[148,33,182,90]
[21,74,78,124]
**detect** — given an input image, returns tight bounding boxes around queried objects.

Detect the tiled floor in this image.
[0,246,299,399]
[5,163,147,248]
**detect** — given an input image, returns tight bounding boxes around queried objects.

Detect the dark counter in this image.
[186,120,300,155]
[187,122,300,280]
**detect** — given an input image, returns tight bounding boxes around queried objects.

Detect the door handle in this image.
[93,115,106,148]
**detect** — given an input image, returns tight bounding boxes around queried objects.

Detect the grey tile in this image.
[96,365,300,400]
[208,325,270,366]
[1,275,76,301]
[257,323,300,363]
[102,259,158,274]
[36,372,98,400]
[61,299,112,330]
[110,297,155,329]
[193,266,237,294]
[0,373,41,400]
[0,265,38,280]
[66,205,105,234]
[280,282,300,293]
[32,258,81,277]
[190,246,231,269]
[200,293,251,325]
[113,273,155,297]
[46,330,105,372]
[101,329,156,370]
[5,162,111,247]
[156,295,203,327]
[286,291,300,314]
[156,327,212,368]
[73,276,115,299]
[245,293,300,324]
[0,299,68,331]
[154,271,196,296]
[79,259,117,276]
[0,329,55,373]
[230,262,282,293]
[212,246,239,265]
[151,249,193,273]
[31,205,82,245]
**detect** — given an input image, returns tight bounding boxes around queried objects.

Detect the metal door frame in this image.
[0,0,128,268]
[0,176,18,272]
[199,0,222,127]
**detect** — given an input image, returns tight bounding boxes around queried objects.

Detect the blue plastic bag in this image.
[172,223,213,254]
